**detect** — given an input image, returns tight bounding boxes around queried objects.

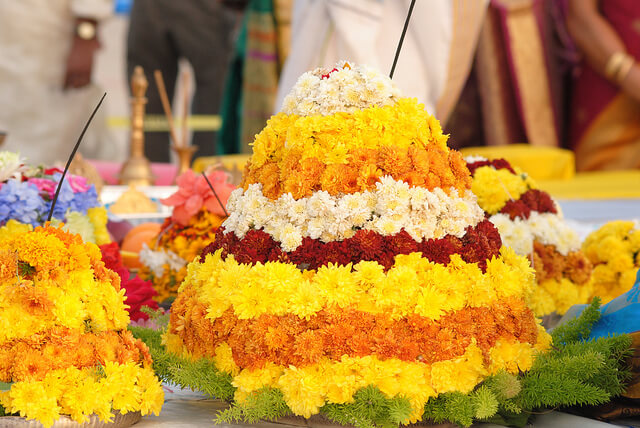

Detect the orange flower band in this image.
[241,145,471,200]
[0,328,152,383]
[169,288,538,371]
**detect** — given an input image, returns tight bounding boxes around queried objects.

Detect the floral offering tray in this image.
[1,411,141,428]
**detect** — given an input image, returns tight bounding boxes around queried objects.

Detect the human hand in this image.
[63,32,99,89]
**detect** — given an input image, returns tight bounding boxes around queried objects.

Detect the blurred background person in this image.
[0,0,113,165]
[218,0,291,155]
[127,0,239,163]
[566,0,640,171]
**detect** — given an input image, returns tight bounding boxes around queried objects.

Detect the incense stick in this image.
[47,93,107,222]
[389,0,417,79]
[202,172,228,217]
[153,70,182,148]
[180,69,190,148]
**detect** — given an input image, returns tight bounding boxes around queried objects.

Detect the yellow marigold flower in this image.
[233,362,283,394]
[430,344,487,394]
[471,166,528,215]
[277,365,326,418]
[213,342,240,376]
[4,381,61,428]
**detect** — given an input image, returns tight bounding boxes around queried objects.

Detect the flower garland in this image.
[224,179,484,249]
[582,220,640,304]
[0,224,163,427]
[138,208,224,302]
[203,219,502,272]
[281,61,402,117]
[243,99,469,200]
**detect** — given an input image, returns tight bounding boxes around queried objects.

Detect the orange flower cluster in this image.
[241,145,472,200]
[533,241,592,285]
[169,287,538,370]
[0,328,152,383]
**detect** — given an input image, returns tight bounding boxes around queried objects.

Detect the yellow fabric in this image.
[460,144,575,181]
[193,154,251,173]
[537,170,640,200]
[195,149,640,201]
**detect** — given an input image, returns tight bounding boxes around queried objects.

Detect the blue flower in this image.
[0,179,47,226]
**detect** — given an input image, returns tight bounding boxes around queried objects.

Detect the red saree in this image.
[569,0,640,171]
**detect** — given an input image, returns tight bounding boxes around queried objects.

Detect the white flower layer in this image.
[281,62,402,117]
[139,243,188,277]
[223,176,485,252]
[490,212,581,256]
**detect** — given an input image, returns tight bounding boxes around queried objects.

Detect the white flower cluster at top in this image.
[223,176,485,252]
[489,212,581,256]
[281,61,402,117]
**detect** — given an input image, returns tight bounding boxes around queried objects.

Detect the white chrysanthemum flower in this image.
[0,151,27,182]
[464,155,488,163]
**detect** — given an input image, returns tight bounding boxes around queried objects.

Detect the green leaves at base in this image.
[216,387,291,424]
[322,386,412,428]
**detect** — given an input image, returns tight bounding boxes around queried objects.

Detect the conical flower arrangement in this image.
[0,222,163,427]
[466,157,594,316]
[163,63,552,425]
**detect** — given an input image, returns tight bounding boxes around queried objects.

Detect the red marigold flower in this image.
[352,229,384,260]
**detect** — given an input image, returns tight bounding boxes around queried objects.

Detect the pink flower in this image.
[67,174,90,193]
[29,178,57,199]
[161,169,234,226]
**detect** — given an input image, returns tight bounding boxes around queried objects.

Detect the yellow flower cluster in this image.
[198,338,547,422]
[0,225,128,343]
[0,224,164,426]
[530,277,595,316]
[470,166,533,215]
[582,220,640,304]
[183,247,534,322]
[250,98,449,169]
[0,363,163,427]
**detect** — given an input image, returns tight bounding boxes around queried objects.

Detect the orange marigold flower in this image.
[349,148,378,170]
[321,164,346,196]
[378,146,412,176]
[357,164,383,191]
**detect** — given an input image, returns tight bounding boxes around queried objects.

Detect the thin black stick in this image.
[202,172,229,217]
[47,93,107,222]
[389,0,417,79]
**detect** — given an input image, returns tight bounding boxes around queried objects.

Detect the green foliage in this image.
[423,392,474,427]
[216,387,291,424]
[551,297,602,345]
[483,371,521,400]
[129,326,236,400]
[322,386,413,428]
[471,386,499,419]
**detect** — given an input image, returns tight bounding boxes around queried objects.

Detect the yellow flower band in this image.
[243,99,471,200]
[181,247,534,322]
[167,290,541,372]
[0,363,163,428]
[172,339,547,422]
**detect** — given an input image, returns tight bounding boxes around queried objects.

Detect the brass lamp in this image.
[119,66,155,186]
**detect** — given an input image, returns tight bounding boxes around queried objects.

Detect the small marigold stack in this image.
[165,63,550,423]
[466,157,593,316]
[0,223,163,427]
[582,220,640,304]
[139,170,234,302]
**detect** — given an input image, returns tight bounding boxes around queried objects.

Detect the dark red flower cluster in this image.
[200,220,502,272]
[466,158,516,175]
[99,242,159,321]
[499,189,558,220]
